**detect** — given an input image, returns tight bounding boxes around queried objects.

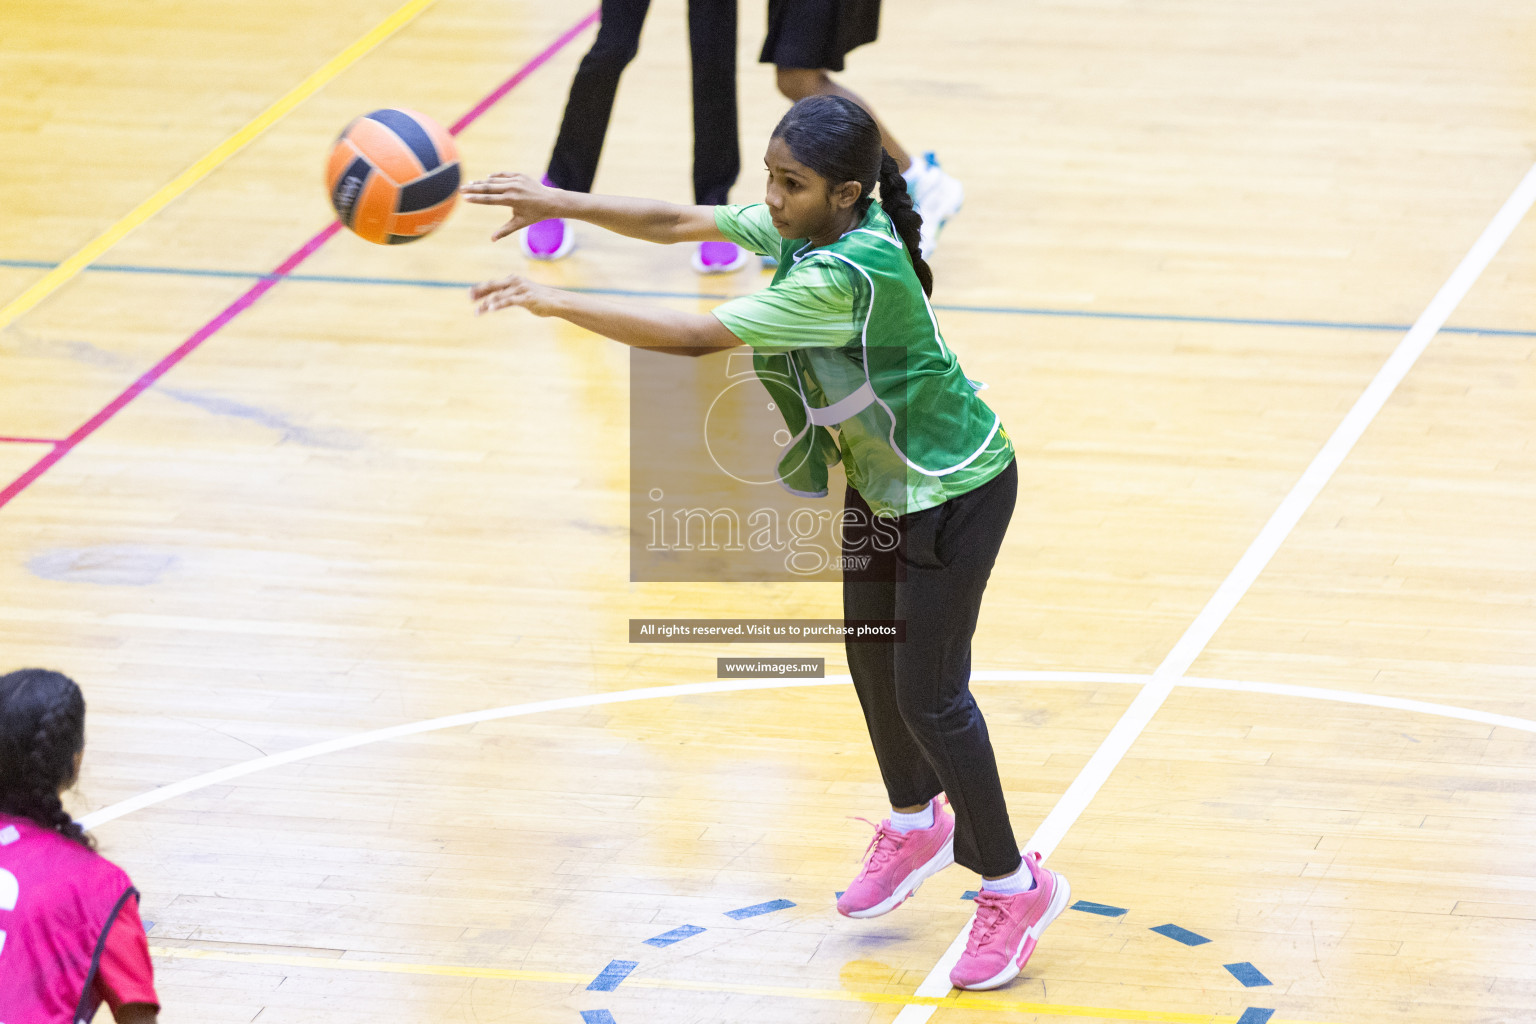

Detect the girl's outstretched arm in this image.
[461,173,728,245]
[471,274,740,357]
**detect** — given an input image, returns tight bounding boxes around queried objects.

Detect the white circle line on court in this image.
[78,669,1536,831]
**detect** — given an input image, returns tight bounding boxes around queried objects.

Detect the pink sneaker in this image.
[949,851,1071,991]
[692,240,750,274]
[836,798,954,919]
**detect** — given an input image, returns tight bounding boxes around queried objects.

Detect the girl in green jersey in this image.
[464,95,1070,992]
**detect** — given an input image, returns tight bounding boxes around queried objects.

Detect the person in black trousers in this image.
[521,0,749,273]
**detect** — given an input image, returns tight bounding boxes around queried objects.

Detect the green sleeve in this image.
[711,255,867,351]
[713,203,783,257]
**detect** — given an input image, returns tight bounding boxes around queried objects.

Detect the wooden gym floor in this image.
[2,0,1535,1021]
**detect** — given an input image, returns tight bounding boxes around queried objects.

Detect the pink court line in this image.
[0,9,599,513]
[0,437,63,445]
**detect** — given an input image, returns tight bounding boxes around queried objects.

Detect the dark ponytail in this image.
[874,150,933,297]
[0,668,93,848]
[771,95,935,296]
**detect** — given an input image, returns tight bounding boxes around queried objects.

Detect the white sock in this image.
[888,802,934,833]
[981,860,1036,894]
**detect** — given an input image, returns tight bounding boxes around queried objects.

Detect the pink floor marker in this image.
[0,8,599,513]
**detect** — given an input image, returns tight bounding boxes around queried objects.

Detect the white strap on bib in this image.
[805,380,876,426]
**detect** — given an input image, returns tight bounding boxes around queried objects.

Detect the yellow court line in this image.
[150,946,1344,1024]
[0,0,438,333]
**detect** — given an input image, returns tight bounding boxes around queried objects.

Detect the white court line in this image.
[80,670,1536,831]
[894,159,1536,1019]
[79,671,1144,830]
[78,676,844,830]
[1182,676,1536,734]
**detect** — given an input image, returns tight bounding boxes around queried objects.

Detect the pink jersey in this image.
[0,814,137,1024]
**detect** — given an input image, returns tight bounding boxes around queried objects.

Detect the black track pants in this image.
[546,0,740,205]
[842,460,1022,878]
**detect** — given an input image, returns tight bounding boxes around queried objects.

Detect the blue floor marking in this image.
[1236,1009,1276,1024]
[962,890,979,900]
[1070,900,1128,917]
[586,960,637,992]
[643,924,705,948]
[1,258,273,282]
[724,898,795,920]
[934,301,1533,337]
[1151,923,1211,946]
[580,1011,617,1024]
[4,257,1532,338]
[1225,962,1272,987]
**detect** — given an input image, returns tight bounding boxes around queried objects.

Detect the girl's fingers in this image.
[490,217,533,241]
[476,293,521,315]
[460,188,515,203]
[469,274,519,298]
[461,173,523,195]
[462,172,518,187]
[470,276,537,318]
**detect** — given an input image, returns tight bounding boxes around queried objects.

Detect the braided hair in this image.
[0,668,93,848]
[771,94,935,297]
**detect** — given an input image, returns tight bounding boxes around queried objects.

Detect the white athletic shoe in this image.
[904,152,964,259]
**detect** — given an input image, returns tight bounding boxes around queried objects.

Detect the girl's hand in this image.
[460,173,564,242]
[471,274,559,317]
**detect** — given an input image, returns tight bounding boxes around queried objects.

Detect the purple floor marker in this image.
[586,960,637,992]
[1225,962,1272,987]
[1150,923,1210,946]
[644,925,705,948]
[724,899,794,920]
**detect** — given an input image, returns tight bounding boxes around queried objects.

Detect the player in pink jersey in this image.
[0,669,158,1023]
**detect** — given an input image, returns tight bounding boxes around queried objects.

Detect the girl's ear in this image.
[832,179,864,211]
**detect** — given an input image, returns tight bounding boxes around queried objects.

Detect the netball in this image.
[325,108,460,244]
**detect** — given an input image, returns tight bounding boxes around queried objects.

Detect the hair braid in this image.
[0,668,93,848]
[28,704,92,847]
[875,151,933,297]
